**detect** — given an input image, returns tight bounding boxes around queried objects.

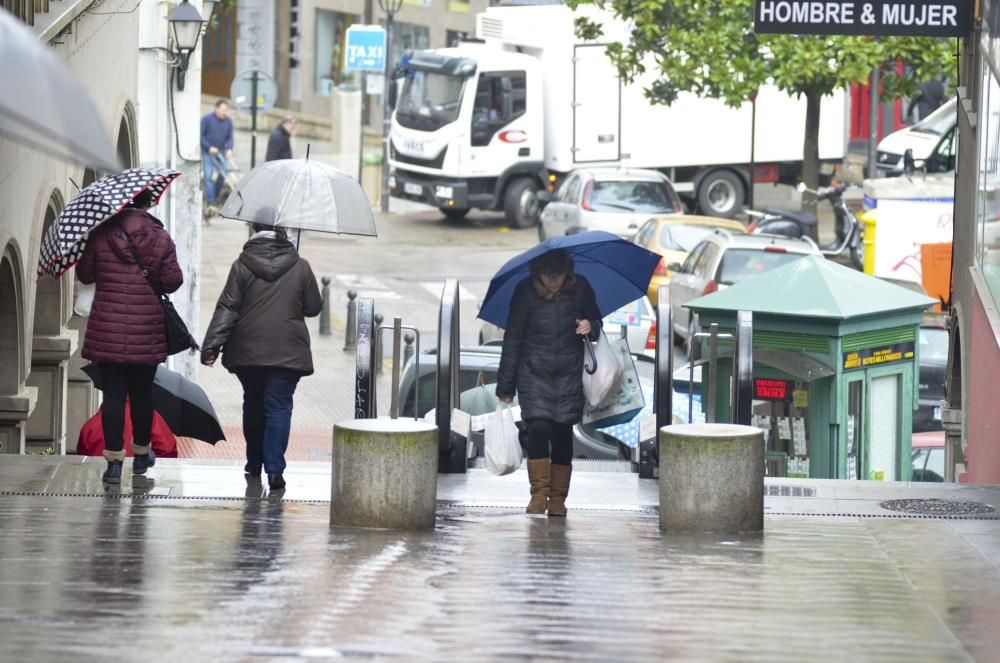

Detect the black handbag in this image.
[119,227,199,356]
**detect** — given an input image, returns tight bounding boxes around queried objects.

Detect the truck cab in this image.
[388,46,545,227]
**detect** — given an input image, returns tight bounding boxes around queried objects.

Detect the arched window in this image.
[0,245,24,395]
[33,191,66,336]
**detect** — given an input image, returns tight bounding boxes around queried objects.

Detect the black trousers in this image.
[99,363,157,453]
[525,418,574,465]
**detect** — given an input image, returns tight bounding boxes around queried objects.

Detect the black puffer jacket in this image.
[496,275,602,424]
[202,236,322,375]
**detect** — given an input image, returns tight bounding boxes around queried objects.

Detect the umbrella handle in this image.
[583,337,598,375]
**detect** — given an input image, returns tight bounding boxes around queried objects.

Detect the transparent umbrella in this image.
[219,156,377,236]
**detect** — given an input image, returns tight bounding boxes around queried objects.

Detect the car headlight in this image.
[388,175,396,189]
[435,185,454,200]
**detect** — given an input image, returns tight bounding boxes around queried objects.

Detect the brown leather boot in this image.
[526,458,550,514]
[548,463,572,517]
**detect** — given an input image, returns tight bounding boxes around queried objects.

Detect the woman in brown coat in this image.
[76,189,183,483]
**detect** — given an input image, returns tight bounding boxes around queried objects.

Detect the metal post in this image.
[707,324,719,424]
[343,290,358,350]
[390,317,402,418]
[319,277,332,336]
[655,287,673,433]
[749,94,756,210]
[250,70,259,169]
[732,310,754,427]
[355,298,376,418]
[867,65,880,179]
[374,313,384,374]
[380,11,394,213]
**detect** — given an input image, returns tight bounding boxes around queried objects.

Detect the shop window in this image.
[976,59,1000,305]
[447,29,469,46]
[470,71,527,146]
[314,10,359,96]
[392,22,430,66]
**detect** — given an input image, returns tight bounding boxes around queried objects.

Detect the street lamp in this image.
[168,0,207,92]
[378,0,404,213]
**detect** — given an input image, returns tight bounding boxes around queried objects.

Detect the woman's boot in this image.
[526,458,550,514]
[548,464,572,517]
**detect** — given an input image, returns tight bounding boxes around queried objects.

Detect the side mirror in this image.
[536,190,552,204]
[668,262,684,273]
[903,148,916,176]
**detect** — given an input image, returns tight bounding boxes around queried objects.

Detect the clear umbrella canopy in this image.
[220,158,377,236]
[0,8,120,172]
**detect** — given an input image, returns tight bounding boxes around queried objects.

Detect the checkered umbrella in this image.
[37,168,181,278]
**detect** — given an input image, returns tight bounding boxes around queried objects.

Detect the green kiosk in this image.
[685,255,935,481]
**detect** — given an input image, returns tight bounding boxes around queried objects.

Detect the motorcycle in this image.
[746,182,864,270]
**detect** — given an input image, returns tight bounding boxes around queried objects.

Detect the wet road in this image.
[1,490,998,661]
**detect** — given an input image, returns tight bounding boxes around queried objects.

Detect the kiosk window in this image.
[869,374,900,481]
[471,71,527,146]
[846,380,863,480]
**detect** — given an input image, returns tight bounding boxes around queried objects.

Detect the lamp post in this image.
[168,0,208,91]
[378,0,403,213]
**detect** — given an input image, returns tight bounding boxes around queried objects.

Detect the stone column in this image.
[331,418,438,530]
[26,331,78,455]
[659,423,765,533]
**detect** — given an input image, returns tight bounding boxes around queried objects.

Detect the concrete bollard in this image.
[659,423,764,533]
[319,276,332,336]
[343,290,358,351]
[331,418,439,530]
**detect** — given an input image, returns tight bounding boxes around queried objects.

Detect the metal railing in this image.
[436,278,465,473]
[685,313,753,426]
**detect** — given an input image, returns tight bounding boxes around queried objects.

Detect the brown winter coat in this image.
[76,208,183,364]
[202,236,322,375]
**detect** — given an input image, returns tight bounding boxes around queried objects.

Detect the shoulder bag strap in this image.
[119,227,163,297]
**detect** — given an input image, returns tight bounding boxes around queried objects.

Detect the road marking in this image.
[419,281,478,301]
[335,274,402,300]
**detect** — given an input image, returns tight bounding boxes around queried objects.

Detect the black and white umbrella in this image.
[37,168,181,278]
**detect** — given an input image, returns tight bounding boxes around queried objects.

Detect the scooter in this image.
[746,182,864,270]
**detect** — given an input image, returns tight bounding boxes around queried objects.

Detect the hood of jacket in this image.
[106,208,166,266]
[239,237,299,281]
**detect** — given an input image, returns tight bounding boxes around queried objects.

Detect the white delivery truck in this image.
[387,3,847,227]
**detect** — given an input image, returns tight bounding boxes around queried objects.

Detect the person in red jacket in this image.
[76,189,183,483]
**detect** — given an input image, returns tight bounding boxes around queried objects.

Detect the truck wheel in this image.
[504,178,540,229]
[697,170,745,218]
[440,207,469,222]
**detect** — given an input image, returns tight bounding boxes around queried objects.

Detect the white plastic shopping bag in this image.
[582,331,624,407]
[484,404,522,476]
[73,282,95,317]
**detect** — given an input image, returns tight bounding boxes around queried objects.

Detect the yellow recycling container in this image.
[860,210,877,275]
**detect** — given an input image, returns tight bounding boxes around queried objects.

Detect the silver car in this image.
[668,231,820,354]
[538,167,684,241]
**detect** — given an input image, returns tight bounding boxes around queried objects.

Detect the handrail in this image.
[655,287,673,433]
[436,278,463,471]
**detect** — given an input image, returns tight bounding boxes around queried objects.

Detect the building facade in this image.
[949,0,1000,482]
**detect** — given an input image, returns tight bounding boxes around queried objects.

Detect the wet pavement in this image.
[0,457,998,660]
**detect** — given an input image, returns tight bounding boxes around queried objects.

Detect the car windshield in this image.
[586,179,679,213]
[396,71,465,131]
[716,249,806,285]
[920,327,949,362]
[910,100,957,136]
[658,224,716,251]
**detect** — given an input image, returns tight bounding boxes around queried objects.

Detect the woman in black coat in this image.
[496,249,602,516]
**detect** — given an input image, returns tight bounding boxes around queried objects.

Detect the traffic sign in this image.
[229,69,278,113]
[345,26,387,72]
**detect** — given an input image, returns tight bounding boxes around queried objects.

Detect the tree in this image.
[567,0,955,190]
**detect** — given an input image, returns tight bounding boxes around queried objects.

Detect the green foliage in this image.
[567,0,954,108]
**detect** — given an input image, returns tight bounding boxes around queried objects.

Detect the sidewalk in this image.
[0,455,997,660]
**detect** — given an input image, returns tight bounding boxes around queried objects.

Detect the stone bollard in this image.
[343,290,358,351]
[319,276,332,336]
[659,423,764,533]
[331,418,438,530]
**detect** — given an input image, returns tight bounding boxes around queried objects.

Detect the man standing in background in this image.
[266,116,298,162]
[201,99,235,212]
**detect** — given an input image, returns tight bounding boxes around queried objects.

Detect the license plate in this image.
[933,406,942,421]
[404,182,423,196]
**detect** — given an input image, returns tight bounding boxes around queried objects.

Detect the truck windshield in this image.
[396,71,465,131]
[910,99,956,136]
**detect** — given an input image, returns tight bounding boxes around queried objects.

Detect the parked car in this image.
[479,296,658,360]
[914,317,948,432]
[668,231,821,353]
[632,214,747,304]
[538,167,684,241]
[875,98,957,176]
[911,431,945,482]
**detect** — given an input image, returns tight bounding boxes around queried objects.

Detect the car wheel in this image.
[504,178,540,229]
[697,170,745,218]
[440,207,469,222]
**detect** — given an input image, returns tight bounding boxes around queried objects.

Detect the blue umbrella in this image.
[478,231,661,329]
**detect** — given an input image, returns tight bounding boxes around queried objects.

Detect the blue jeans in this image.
[237,368,300,475]
[202,152,227,204]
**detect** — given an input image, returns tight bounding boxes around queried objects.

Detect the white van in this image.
[874,98,957,176]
